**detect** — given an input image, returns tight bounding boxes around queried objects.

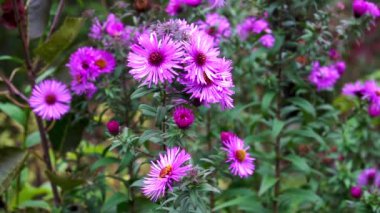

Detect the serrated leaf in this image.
[259,176,278,196]
[0,147,28,195]
[35,17,84,63]
[0,103,27,126]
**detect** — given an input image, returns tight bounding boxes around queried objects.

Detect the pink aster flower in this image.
[166,0,184,16]
[184,0,202,7]
[142,147,192,202]
[259,34,275,48]
[198,13,231,43]
[237,17,256,40]
[29,80,71,120]
[127,32,183,86]
[104,13,124,37]
[208,0,224,8]
[222,135,255,178]
[308,61,340,91]
[173,106,195,129]
[183,32,220,85]
[93,50,116,74]
[183,58,235,109]
[342,81,364,97]
[357,168,378,186]
[252,19,270,34]
[67,46,98,79]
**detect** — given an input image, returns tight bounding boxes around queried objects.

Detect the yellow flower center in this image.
[235,149,246,162]
[159,165,173,178]
[95,59,107,69]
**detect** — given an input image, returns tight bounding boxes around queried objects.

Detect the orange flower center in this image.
[95,59,107,69]
[159,165,173,178]
[235,149,246,162]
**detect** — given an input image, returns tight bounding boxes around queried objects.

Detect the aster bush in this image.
[2,0,380,212]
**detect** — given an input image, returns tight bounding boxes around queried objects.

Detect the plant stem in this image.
[273,49,283,213]
[47,0,65,38]
[12,0,60,206]
[206,110,215,212]
[161,84,167,150]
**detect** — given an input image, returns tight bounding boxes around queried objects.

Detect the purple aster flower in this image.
[237,17,256,40]
[104,13,124,37]
[342,81,364,97]
[67,46,98,79]
[361,80,380,100]
[368,98,380,117]
[252,19,270,34]
[350,186,362,199]
[259,34,275,48]
[29,80,71,120]
[366,1,380,17]
[89,18,103,40]
[220,131,237,146]
[208,0,224,8]
[166,0,184,16]
[357,168,377,187]
[183,58,235,109]
[127,32,183,86]
[198,13,231,43]
[173,106,195,129]
[94,50,116,74]
[142,147,192,202]
[308,61,340,91]
[334,61,346,75]
[71,80,97,98]
[184,0,202,7]
[353,0,380,18]
[222,135,255,178]
[107,120,120,136]
[183,32,220,85]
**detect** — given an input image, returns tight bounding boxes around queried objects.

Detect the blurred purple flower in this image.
[353,0,380,18]
[166,0,184,16]
[342,81,364,97]
[350,186,362,199]
[208,0,224,8]
[308,61,340,91]
[184,0,202,7]
[107,120,120,136]
[357,168,377,186]
[198,13,231,43]
[259,34,275,48]
[334,61,346,75]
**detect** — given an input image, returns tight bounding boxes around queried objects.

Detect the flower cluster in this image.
[197,13,231,44]
[29,80,72,120]
[67,47,116,98]
[308,61,346,90]
[220,132,255,178]
[342,80,380,117]
[237,16,275,48]
[166,0,225,16]
[89,13,135,46]
[351,168,380,199]
[142,147,192,201]
[127,19,235,109]
[352,0,380,18]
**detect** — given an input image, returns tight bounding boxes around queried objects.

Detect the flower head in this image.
[127,32,183,86]
[173,106,195,129]
[107,120,120,136]
[198,13,231,43]
[142,147,192,201]
[308,61,340,90]
[67,46,99,79]
[353,0,380,18]
[183,32,220,84]
[220,131,237,145]
[29,80,71,120]
[104,13,124,37]
[334,61,346,75]
[94,50,116,74]
[259,34,275,48]
[251,19,269,34]
[89,18,103,40]
[184,0,202,7]
[342,81,364,97]
[222,135,255,178]
[166,0,184,16]
[350,186,362,199]
[357,168,377,187]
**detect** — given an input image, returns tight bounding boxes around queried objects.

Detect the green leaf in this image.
[138,104,156,117]
[130,87,157,100]
[214,196,267,212]
[130,179,144,188]
[278,189,323,210]
[259,176,278,196]
[261,91,276,113]
[0,55,24,64]
[289,97,316,118]
[45,170,85,191]
[0,103,27,126]
[272,119,285,139]
[0,147,28,195]
[34,17,84,63]
[284,155,310,174]
[90,157,119,171]
[101,192,128,212]
[139,129,162,144]
[199,183,220,193]
[25,132,41,148]
[19,200,51,210]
